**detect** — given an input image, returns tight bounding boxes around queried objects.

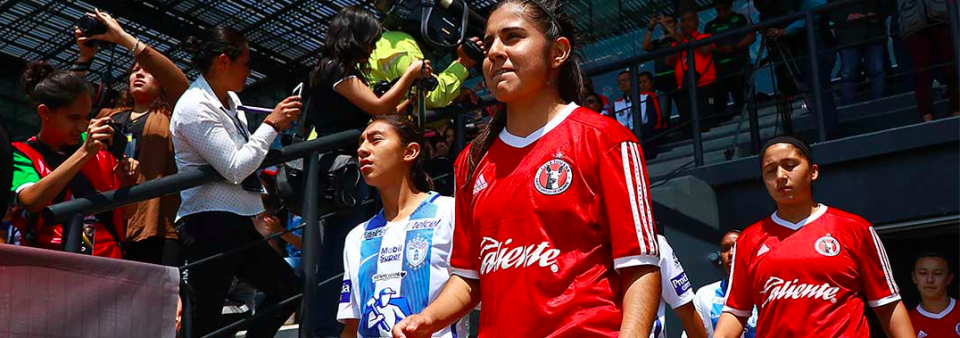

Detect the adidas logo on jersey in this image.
[757,244,770,256]
[917,330,927,338]
[473,175,488,195]
[761,277,840,308]
[479,237,560,275]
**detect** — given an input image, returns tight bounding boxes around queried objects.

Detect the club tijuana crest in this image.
[814,233,841,257]
[535,151,572,195]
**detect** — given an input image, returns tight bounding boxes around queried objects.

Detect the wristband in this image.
[131,39,143,57]
[70,61,92,72]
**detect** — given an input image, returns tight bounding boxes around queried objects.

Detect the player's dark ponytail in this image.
[464,0,582,187]
[372,115,434,192]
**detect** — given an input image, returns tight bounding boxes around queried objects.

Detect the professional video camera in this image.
[377,0,486,63]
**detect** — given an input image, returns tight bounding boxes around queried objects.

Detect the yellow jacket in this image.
[367,31,469,109]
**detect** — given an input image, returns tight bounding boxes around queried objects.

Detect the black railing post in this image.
[748,88,762,155]
[454,109,466,155]
[299,152,322,338]
[805,12,827,142]
[180,277,194,338]
[61,213,83,253]
[949,0,960,88]
[687,47,704,166]
[630,64,644,142]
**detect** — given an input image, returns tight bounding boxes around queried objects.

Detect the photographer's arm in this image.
[132,46,190,102]
[337,60,432,116]
[424,61,469,109]
[72,29,98,77]
[85,9,190,102]
[17,119,112,213]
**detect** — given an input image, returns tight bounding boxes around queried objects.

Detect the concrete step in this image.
[646,97,950,181]
[652,90,920,156]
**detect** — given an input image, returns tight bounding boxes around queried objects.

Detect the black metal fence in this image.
[586,0,960,167]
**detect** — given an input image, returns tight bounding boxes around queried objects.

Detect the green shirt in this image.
[11,150,39,194]
[367,31,470,109]
[9,133,86,194]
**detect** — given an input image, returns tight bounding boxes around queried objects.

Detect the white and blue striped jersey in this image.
[693,279,758,338]
[338,192,467,338]
[653,235,695,338]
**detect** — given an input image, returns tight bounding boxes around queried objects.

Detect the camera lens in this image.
[77,15,107,36]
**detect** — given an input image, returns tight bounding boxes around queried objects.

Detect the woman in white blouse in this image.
[169,26,302,337]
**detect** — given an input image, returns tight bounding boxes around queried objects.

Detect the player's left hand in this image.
[392,313,435,338]
[115,157,140,186]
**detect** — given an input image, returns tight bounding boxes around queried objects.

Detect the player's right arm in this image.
[713,313,747,338]
[340,320,358,338]
[393,151,481,338]
[338,227,363,338]
[716,239,753,338]
[391,275,480,338]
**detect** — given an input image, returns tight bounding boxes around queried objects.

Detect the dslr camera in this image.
[103,120,128,160]
[77,15,107,47]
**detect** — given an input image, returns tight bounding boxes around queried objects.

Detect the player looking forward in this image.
[714,136,915,337]
[338,116,467,338]
[393,0,662,337]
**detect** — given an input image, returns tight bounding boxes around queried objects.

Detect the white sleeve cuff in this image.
[336,315,359,323]
[722,306,753,318]
[449,267,480,280]
[252,122,279,143]
[332,75,358,91]
[669,293,696,310]
[868,294,901,307]
[15,182,34,194]
[14,182,35,205]
[614,255,660,270]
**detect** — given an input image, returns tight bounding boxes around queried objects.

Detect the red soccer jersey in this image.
[909,298,960,338]
[723,205,901,337]
[450,103,660,337]
[672,31,716,88]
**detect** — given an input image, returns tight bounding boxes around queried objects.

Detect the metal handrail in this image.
[584,0,859,77]
[43,129,361,224]
[582,0,867,166]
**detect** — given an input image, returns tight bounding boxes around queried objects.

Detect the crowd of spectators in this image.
[580,0,958,149]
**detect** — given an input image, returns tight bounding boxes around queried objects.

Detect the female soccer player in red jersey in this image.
[392,0,662,337]
[714,136,915,338]
[908,252,959,337]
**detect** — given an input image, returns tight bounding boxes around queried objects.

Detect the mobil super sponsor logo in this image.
[380,245,403,263]
[670,272,691,295]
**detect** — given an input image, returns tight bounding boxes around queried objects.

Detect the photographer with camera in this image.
[302,6,434,336]
[73,9,189,266]
[9,61,139,258]
[370,1,481,111]
[309,6,433,138]
[170,26,302,337]
[304,4,435,189]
